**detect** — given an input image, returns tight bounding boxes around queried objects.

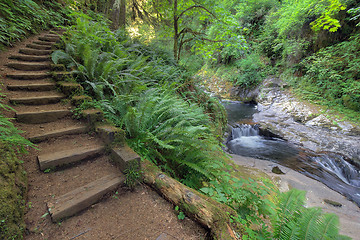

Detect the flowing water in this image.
[222,100,360,207]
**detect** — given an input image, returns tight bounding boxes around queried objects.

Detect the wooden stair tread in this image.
[9,94,64,105]
[7,82,56,91]
[9,54,50,62]
[19,48,52,56]
[33,40,54,46]
[38,36,60,42]
[6,72,51,80]
[7,62,51,71]
[26,43,52,50]
[48,174,124,222]
[44,34,61,38]
[29,125,87,143]
[37,145,104,170]
[16,109,71,124]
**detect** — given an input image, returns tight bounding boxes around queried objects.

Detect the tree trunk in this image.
[110,0,120,29]
[173,0,179,61]
[119,0,126,29]
[141,159,242,240]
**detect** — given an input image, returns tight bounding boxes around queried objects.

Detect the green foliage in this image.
[0,89,36,153]
[0,144,27,240]
[257,0,346,66]
[272,189,351,240]
[295,34,360,112]
[310,0,346,32]
[0,0,75,50]
[233,53,267,89]
[174,206,186,220]
[119,89,225,188]
[53,14,228,188]
[124,161,142,191]
[348,6,360,26]
[200,172,276,230]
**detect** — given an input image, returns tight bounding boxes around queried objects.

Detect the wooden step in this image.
[6,72,51,80]
[111,144,141,172]
[9,54,50,62]
[7,82,56,91]
[33,40,54,46]
[7,62,51,71]
[26,43,52,50]
[16,109,71,124]
[37,145,104,170]
[48,174,124,222]
[51,27,65,32]
[29,125,87,143]
[44,34,61,38]
[19,48,52,56]
[38,36,59,42]
[9,94,64,105]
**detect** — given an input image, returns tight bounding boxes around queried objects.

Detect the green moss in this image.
[0,142,27,240]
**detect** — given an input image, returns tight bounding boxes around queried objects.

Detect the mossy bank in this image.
[0,143,27,240]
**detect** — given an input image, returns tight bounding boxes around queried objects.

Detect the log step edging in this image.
[19,48,52,56]
[7,82,56,91]
[29,125,88,143]
[6,72,51,80]
[37,145,105,170]
[48,174,124,222]
[9,55,50,62]
[9,94,65,105]
[16,109,71,124]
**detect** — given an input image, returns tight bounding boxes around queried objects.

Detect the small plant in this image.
[112,191,119,199]
[174,206,185,220]
[124,161,142,191]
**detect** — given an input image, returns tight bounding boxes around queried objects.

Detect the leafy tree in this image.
[130,0,247,61]
[310,0,346,32]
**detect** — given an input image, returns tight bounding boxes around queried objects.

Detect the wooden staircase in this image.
[5,29,139,223]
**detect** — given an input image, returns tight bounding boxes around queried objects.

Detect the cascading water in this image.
[313,153,360,188]
[228,124,299,161]
[223,101,360,207]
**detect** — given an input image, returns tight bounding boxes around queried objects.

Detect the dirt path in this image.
[0,30,207,240]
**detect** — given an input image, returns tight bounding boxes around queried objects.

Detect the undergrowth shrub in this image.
[0,143,27,240]
[233,53,267,89]
[53,14,228,188]
[0,90,33,239]
[295,33,360,112]
[0,0,75,50]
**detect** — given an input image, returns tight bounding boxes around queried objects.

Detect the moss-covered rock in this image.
[0,142,27,240]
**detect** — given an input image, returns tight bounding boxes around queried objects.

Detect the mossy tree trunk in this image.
[141,159,242,240]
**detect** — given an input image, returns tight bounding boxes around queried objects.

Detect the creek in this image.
[223,100,360,207]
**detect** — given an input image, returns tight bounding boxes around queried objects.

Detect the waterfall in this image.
[231,124,259,138]
[312,154,360,188]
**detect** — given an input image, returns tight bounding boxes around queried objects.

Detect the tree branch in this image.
[176,5,217,21]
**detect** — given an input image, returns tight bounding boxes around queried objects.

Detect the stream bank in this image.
[201,74,360,237]
[230,154,360,240]
[231,77,360,165]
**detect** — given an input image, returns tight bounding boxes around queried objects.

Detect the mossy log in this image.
[141,159,242,240]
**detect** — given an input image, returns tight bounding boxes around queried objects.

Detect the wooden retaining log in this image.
[141,159,242,240]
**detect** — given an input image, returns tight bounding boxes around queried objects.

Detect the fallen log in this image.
[141,159,242,240]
